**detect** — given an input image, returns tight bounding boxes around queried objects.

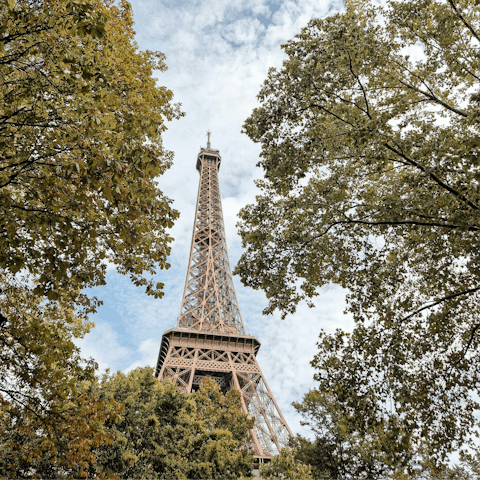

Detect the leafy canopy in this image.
[236,0,480,463]
[0,0,181,475]
[89,367,255,479]
[290,384,480,479]
[0,0,182,308]
[0,275,122,479]
[259,447,312,480]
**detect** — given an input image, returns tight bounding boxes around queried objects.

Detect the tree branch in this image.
[401,286,480,322]
[384,143,480,212]
[447,0,480,44]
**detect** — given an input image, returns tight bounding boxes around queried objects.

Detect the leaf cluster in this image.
[0,276,122,478]
[259,446,313,479]
[290,383,480,479]
[1,0,182,308]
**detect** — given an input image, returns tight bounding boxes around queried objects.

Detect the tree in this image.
[0,276,122,478]
[290,386,480,479]
[89,367,254,479]
[235,0,480,462]
[1,0,181,306]
[259,447,313,479]
[291,389,415,479]
[1,0,181,474]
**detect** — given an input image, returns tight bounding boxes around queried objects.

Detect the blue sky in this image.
[76,0,353,438]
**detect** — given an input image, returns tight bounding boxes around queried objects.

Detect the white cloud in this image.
[223,17,266,45]
[125,338,160,373]
[75,323,131,373]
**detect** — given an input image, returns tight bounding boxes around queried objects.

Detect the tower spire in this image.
[206,129,212,149]
[155,141,292,461]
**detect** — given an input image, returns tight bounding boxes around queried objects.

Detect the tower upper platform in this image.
[196,146,221,172]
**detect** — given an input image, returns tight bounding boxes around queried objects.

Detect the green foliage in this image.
[236,0,480,463]
[1,0,182,306]
[291,387,480,479]
[89,367,254,479]
[260,447,312,479]
[291,389,414,479]
[0,276,123,478]
[0,0,182,476]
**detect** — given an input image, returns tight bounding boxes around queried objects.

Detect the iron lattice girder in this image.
[156,145,292,458]
[177,148,244,335]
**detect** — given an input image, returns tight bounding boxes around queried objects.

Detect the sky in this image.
[76,0,355,438]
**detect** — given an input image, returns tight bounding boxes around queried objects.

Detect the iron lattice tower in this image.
[155,136,292,459]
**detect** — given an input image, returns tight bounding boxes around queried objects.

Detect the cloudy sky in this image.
[77,0,355,438]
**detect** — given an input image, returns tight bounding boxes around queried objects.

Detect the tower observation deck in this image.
[155,135,292,459]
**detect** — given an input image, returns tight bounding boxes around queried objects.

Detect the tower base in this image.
[155,328,292,457]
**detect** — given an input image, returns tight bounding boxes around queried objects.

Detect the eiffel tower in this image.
[155,132,292,461]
